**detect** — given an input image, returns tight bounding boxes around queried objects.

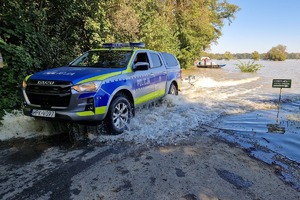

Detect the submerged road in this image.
[0,128,299,200]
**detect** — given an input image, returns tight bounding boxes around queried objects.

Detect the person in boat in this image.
[204,58,208,66]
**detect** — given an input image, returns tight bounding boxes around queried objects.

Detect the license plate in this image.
[31,109,55,118]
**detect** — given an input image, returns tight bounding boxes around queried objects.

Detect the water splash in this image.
[194,76,260,88]
[0,74,281,143]
[0,111,64,140]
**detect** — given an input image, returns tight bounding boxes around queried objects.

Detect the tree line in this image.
[0,0,239,119]
[206,45,300,60]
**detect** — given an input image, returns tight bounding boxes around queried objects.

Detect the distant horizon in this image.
[209,51,300,55]
[210,0,300,54]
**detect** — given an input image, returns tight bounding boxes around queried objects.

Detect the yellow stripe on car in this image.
[95,106,107,114]
[78,72,121,84]
[25,75,32,81]
[76,111,95,116]
[76,106,107,116]
[135,89,165,105]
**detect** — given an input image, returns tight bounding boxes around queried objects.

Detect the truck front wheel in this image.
[104,96,132,135]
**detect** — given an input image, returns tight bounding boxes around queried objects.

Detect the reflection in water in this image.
[267,87,286,134]
[267,124,285,134]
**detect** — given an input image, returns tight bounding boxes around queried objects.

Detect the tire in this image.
[168,83,178,95]
[104,95,132,135]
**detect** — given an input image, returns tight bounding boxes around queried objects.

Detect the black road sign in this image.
[272,79,292,88]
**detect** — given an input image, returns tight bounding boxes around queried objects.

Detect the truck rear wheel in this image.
[168,83,178,95]
[104,95,132,135]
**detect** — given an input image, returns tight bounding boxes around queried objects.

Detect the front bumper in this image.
[22,85,110,124]
[23,107,106,124]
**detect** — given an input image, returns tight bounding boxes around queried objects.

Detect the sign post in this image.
[268,79,292,133]
[272,79,292,119]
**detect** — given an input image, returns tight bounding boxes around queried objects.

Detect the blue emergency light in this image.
[102,42,145,48]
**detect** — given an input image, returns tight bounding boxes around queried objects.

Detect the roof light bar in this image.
[102,42,145,48]
[129,42,145,48]
[102,43,123,48]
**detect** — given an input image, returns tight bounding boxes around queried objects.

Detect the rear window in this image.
[161,52,179,68]
[150,53,162,68]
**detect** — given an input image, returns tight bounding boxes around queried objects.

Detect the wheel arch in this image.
[103,89,134,134]
[171,80,178,90]
[109,89,135,117]
[167,80,178,92]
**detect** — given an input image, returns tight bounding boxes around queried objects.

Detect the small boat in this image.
[196,57,226,68]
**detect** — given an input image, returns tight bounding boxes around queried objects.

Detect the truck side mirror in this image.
[133,62,149,71]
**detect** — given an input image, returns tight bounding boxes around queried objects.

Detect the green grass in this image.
[236,60,264,73]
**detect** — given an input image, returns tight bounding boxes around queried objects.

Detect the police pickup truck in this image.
[22,42,181,134]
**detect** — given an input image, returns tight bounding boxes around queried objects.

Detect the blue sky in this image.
[210,0,300,54]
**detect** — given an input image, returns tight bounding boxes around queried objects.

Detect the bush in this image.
[236,60,264,73]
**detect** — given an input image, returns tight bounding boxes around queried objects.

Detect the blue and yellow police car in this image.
[22,42,181,134]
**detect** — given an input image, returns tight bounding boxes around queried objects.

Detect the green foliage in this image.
[287,53,300,59]
[264,45,287,61]
[0,0,240,119]
[236,60,264,73]
[234,53,250,59]
[223,51,234,60]
[210,51,299,60]
[0,43,33,118]
[173,0,240,68]
[134,1,180,55]
[251,51,260,60]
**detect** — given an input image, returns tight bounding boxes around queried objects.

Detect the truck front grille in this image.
[26,80,72,108]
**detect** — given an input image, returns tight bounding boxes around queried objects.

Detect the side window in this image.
[161,53,179,68]
[134,52,149,64]
[150,53,162,68]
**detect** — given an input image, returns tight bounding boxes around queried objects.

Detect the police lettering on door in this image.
[137,77,151,87]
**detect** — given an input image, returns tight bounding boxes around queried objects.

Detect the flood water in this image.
[189,59,300,163]
[0,59,300,164]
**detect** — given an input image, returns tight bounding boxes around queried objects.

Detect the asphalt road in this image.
[0,127,299,200]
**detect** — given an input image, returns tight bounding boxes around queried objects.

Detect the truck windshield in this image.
[70,50,133,68]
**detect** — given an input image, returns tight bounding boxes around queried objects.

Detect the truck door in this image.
[148,52,167,98]
[131,51,155,105]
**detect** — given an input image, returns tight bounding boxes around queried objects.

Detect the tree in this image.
[224,51,234,60]
[0,0,240,119]
[287,53,300,59]
[0,0,110,118]
[171,0,240,67]
[235,53,251,59]
[131,0,180,55]
[265,45,287,61]
[251,51,260,60]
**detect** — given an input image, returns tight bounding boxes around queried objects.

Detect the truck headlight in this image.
[72,81,102,92]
